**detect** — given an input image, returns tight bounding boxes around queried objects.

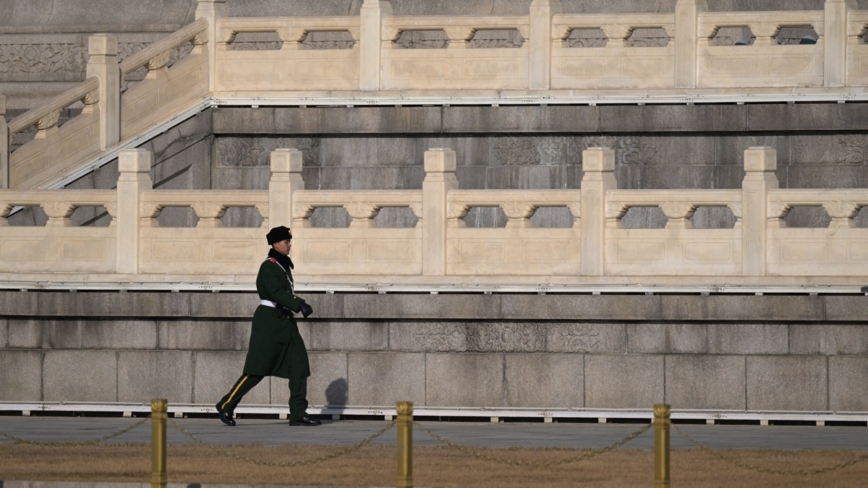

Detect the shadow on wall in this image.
[326,378,348,412]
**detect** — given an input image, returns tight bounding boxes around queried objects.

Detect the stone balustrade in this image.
[6,1,868,193]
[7,76,101,189]
[3,145,868,286]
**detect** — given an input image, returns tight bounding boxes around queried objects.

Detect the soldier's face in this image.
[272,239,292,256]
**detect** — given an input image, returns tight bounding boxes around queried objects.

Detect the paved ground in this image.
[1,416,867,451]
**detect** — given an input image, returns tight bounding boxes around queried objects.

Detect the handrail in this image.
[139,189,267,207]
[0,189,115,207]
[294,189,421,208]
[607,189,741,207]
[120,17,208,75]
[8,77,99,135]
[448,189,580,207]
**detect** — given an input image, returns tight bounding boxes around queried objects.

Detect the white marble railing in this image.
[4,145,868,284]
[6,1,868,193]
[2,15,210,191]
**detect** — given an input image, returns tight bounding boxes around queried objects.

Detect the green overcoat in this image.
[242,258,310,379]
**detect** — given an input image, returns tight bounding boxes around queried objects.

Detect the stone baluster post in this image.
[86,34,119,150]
[825,0,856,87]
[116,149,153,274]
[529,0,561,90]
[422,148,459,276]
[580,147,616,276]
[742,147,778,277]
[196,0,225,92]
[0,96,7,189]
[674,0,707,89]
[360,0,392,91]
[269,148,304,231]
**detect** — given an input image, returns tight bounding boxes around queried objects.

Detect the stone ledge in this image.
[212,103,868,135]
[0,291,865,322]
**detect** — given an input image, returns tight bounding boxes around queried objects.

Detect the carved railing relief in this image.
[551,13,676,89]
[214,17,361,92]
[381,15,530,90]
[4,145,868,282]
[766,189,868,276]
[7,77,102,189]
[0,189,116,273]
[136,188,267,275]
[604,189,743,276]
[7,2,868,195]
[119,17,209,138]
[697,11,825,88]
[445,189,582,275]
[291,190,423,275]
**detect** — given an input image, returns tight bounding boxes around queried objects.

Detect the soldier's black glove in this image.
[298,300,314,319]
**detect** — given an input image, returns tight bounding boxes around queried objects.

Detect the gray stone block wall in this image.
[0,351,42,401]
[746,356,828,411]
[2,293,868,412]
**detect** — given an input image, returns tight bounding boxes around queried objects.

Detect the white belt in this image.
[260,299,277,307]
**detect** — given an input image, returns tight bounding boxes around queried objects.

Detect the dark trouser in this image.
[218,371,309,422]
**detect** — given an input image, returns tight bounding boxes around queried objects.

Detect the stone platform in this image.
[1,291,867,415]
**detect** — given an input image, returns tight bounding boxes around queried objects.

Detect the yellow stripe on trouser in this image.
[222,375,248,410]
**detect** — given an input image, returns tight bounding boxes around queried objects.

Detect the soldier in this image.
[215,225,321,426]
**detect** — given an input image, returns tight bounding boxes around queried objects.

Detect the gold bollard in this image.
[396,401,413,488]
[654,404,671,488]
[151,398,167,488]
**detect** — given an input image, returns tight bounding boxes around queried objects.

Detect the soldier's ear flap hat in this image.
[267,226,292,244]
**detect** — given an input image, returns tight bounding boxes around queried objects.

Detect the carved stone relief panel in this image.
[490,136,580,166]
[466,323,547,352]
[581,136,656,165]
[215,137,321,168]
[836,135,868,164]
[546,323,607,353]
[413,322,467,351]
[0,43,86,77]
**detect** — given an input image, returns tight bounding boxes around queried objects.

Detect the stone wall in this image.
[2,291,867,412]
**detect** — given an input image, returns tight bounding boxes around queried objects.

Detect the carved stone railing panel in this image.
[215,17,360,92]
[121,20,209,139]
[551,13,675,90]
[0,189,117,272]
[380,15,529,90]
[291,189,423,276]
[697,11,824,88]
[8,76,101,188]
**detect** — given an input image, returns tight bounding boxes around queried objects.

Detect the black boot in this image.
[289,417,321,426]
[215,402,236,426]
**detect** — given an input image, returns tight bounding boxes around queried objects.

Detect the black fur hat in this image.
[266,226,292,244]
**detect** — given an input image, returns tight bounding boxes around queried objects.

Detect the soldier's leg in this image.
[287,371,309,422]
[218,374,264,414]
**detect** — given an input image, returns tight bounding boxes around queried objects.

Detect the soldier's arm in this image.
[260,262,305,312]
